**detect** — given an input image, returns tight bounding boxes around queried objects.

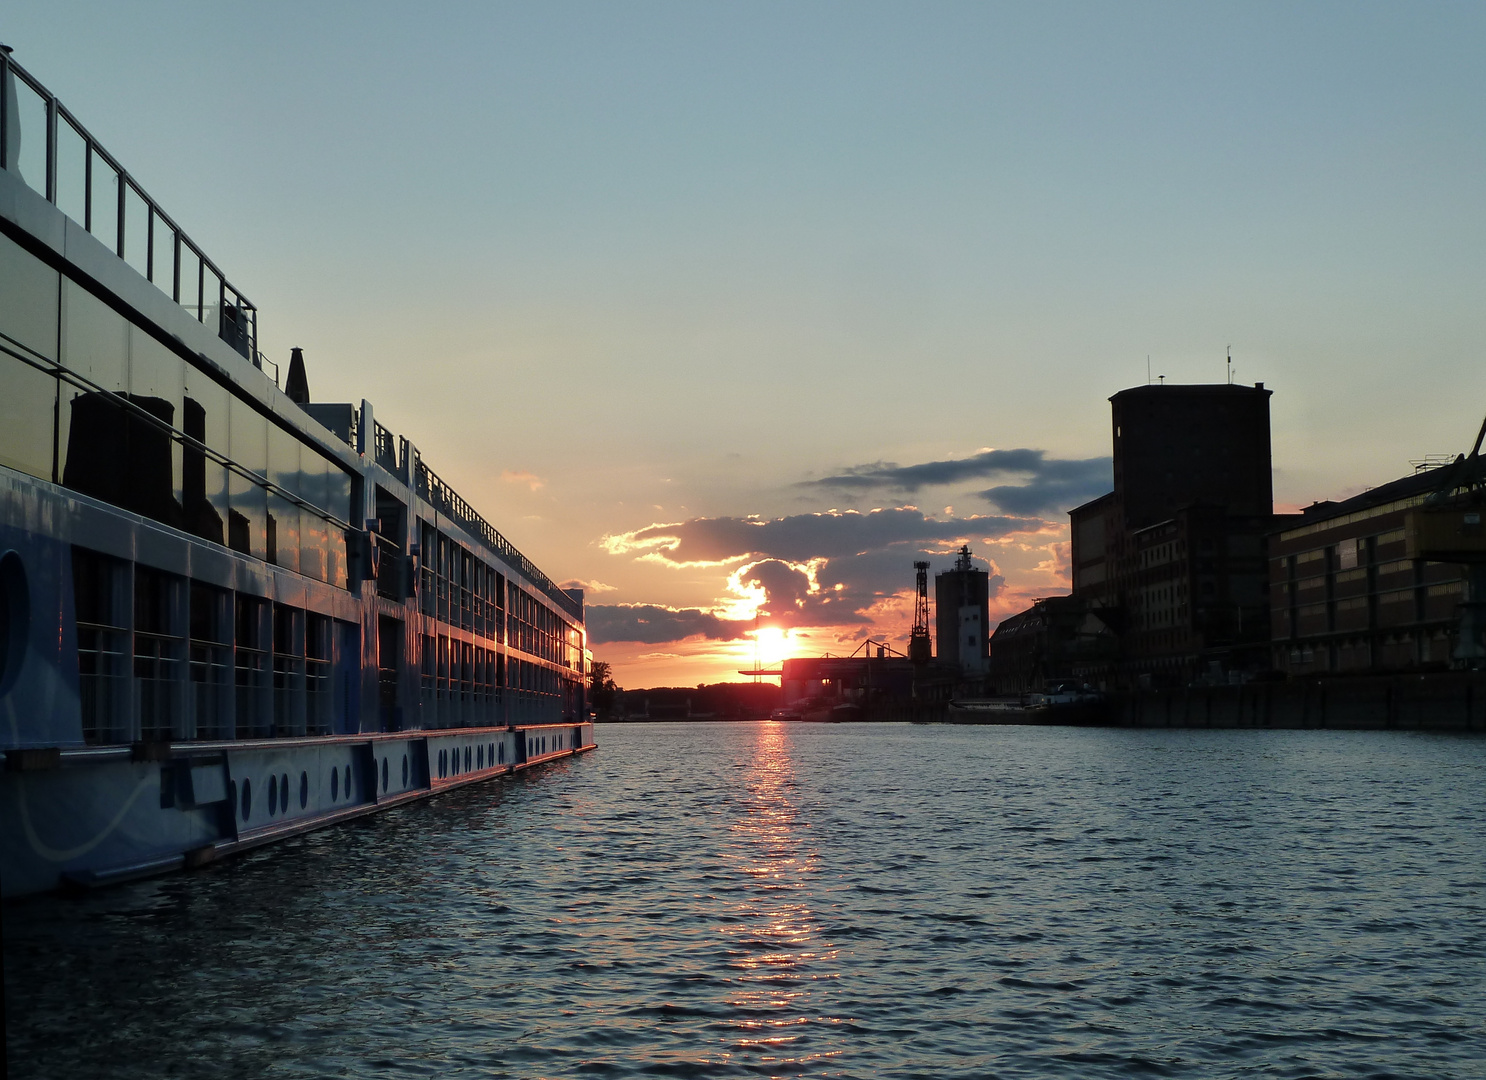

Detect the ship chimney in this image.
[285,347,310,405]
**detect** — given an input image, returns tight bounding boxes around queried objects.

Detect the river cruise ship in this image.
[0,49,594,898]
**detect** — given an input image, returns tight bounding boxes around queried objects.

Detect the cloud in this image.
[597,508,1029,645]
[805,449,1111,515]
[501,469,545,491]
[559,578,618,594]
[603,506,1036,566]
[586,604,752,645]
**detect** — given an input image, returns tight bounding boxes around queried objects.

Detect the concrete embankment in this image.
[1108,673,1486,732]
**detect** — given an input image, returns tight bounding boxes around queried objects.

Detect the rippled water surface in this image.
[6,723,1486,1079]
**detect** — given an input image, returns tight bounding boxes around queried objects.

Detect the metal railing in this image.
[1,49,259,364]
[414,456,583,621]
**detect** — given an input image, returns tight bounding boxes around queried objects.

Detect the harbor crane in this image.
[1406,412,1486,667]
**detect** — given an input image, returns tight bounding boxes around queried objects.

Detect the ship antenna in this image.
[1227,345,1232,385]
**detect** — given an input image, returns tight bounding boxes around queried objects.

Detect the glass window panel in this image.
[128,327,184,522]
[327,464,352,523]
[268,494,300,573]
[54,115,87,224]
[57,281,127,494]
[228,396,268,558]
[60,279,128,390]
[183,366,228,458]
[268,424,301,499]
[183,381,227,546]
[0,353,57,481]
[201,265,220,329]
[129,327,184,418]
[5,70,48,199]
[123,183,149,279]
[178,244,200,317]
[298,450,329,514]
[183,367,230,543]
[0,230,60,361]
[228,469,267,561]
[300,507,327,583]
[327,524,347,590]
[150,213,175,292]
[89,149,119,253]
[229,395,267,478]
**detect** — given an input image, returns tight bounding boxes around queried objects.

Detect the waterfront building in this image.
[934,545,991,679]
[1060,382,1282,687]
[1268,464,1482,675]
[986,595,1116,694]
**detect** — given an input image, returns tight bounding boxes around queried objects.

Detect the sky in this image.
[6,2,1485,687]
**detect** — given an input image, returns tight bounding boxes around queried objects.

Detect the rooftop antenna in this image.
[1227,345,1232,385]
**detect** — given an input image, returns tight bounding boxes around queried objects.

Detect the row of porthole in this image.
[232,742,503,822]
[438,741,503,779]
[531,734,566,756]
[233,771,308,823]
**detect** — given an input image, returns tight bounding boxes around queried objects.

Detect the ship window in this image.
[188,582,232,740]
[229,397,268,559]
[268,493,300,572]
[73,548,129,744]
[234,595,270,739]
[134,566,184,743]
[272,605,306,737]
[0,353,56,483]
[0,231,61,361]
[421,633,436,704]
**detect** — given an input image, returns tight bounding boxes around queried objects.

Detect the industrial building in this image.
[1061,381,1283,687]
[935,545,992,679]
[1269,454,1486,675]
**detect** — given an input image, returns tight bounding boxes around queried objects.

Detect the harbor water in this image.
[6,721,1486,1079]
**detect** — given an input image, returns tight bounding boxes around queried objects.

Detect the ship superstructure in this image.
[0,50,593,897]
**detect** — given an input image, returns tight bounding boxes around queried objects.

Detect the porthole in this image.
[268,776,278,816]
[300,771,309,809]
[241,778,252,821]
[344,765,351,794]
[381,758,389,791]
[331,767,339,801]
[477,745,483,769]
[281,773,289,809]
[465,746,471,771]
[440,749,446,777]
[402,754,408,786]
[489,742,495,763]
[498,743,505,764]
[229,779,238,812]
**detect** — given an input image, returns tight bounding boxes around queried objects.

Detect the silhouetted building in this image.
[935,545,991,678]
[1065,382,1282,687]
[987,596,1116,694]
[783,652,917,706]
[1269,464,1482,675]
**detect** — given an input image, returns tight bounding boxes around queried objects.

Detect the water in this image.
[6,722,1486,1079]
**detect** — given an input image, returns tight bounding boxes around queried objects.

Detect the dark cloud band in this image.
[805,449,1111,515]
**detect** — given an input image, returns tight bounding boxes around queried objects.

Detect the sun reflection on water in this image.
[715,721,844,1070]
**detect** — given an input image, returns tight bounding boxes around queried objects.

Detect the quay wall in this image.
[1108,673,1486,732]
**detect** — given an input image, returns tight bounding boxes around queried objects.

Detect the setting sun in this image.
[753,626,791,670]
